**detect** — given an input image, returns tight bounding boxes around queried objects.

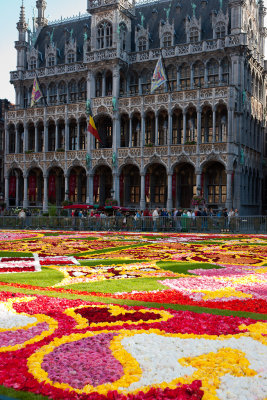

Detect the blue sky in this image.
[0,0,86,103]
[1,0,267,103]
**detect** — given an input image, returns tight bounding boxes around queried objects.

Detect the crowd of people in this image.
[13,206,240,232]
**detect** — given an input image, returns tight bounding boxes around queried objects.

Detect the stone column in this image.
[196,106,202,151]
[226,170,233,210]
[23,125,28,152]
[168,111,172,146]
[87,173,93,204]
[112,115,120,151]
[87,70,94,100]
[167,173,173,211]
[177,68,181,90]
[219,60,223,84]
[4,176,9,208]
[64,174,69,201]
[23,174,28,209]
[140,172,145,210]
[15,126,20,154]
[183,109,187,144]
[141,112,145,147]
[43,123,48,153]
[196,171,202,194]
[43,174,48,212]
[138,76,142,95]
[155,112,159,146]
[55,122,59,151]
[204,62,208,87]
[212,106,216,143]
[129,116,133,147]
[34,124,38,153]
[65,120,69,151]
[190,64,194,89]
[77,121,81,151]
[102,72,106,97]
[113,172,120,205]
[5,125,9,154]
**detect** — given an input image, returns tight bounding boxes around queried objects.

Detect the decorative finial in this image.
[164,4,171,22]
[192,2,197,17]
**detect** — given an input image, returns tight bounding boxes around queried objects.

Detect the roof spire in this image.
[17,0,28,35]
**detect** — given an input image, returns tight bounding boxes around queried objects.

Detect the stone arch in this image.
[67,166,87,203]
[173,162,196,209]
[120,164,141,207]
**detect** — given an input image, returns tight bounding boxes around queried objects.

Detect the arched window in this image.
[68,80,77,102]
[78,79,87,101]
[130,71,138,95]
[215,22,226,39]
[138,37,147,51]
[167,65,177,91]
[207,59,219,85]
[206,164,226,205]
[48,55,55,67]
[97,21,113,49]
[48,83,57,104]
[58,81,67,103]
[221,58,229,84]
[95,72,102,97]
[67,51,75,64]
[180,64,190,89]
[193,61,204,88]
[30,57,37,70]
[189,28,199,43]
[163,33,172,47]
[141,70,151,94]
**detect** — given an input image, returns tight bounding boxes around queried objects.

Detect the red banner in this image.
[145,173,150,197]
[172,174,176,199]
[119,174,124,200]
[48,175,56,199]
[28,175,36,200]
[9,176,16,197]
[93,175,99,197]
[69,174,76,197]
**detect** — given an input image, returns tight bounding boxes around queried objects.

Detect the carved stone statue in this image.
[112,97,117,112]
[139,12,145,27]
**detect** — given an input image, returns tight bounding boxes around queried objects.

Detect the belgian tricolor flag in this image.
[88,113,102,143]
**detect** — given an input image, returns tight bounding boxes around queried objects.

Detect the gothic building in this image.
[5,0,267,214]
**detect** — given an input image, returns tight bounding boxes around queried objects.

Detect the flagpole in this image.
[35,70,48,107]
[159,48,171,93]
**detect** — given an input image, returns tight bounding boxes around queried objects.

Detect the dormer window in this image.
[30,57,37,70]
[215,22,226,38]
[163,33,172,47]
[138,37,147,51]
[97,21,113,49]
[189,28,199,43]
[67,51,75,64]
[48,55,55,67]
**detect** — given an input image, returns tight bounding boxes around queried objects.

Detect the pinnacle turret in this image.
[36,0,48,28]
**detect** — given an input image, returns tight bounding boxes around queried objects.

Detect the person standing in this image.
[152,207,159,232]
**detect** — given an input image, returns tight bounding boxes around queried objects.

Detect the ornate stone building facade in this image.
[5,0,267,214]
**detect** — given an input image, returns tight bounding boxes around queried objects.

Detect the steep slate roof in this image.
[134,0,229,49]
[35,17,91,67]
[34,0,228,65]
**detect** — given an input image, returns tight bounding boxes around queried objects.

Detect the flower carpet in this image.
[0,230,266,400]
